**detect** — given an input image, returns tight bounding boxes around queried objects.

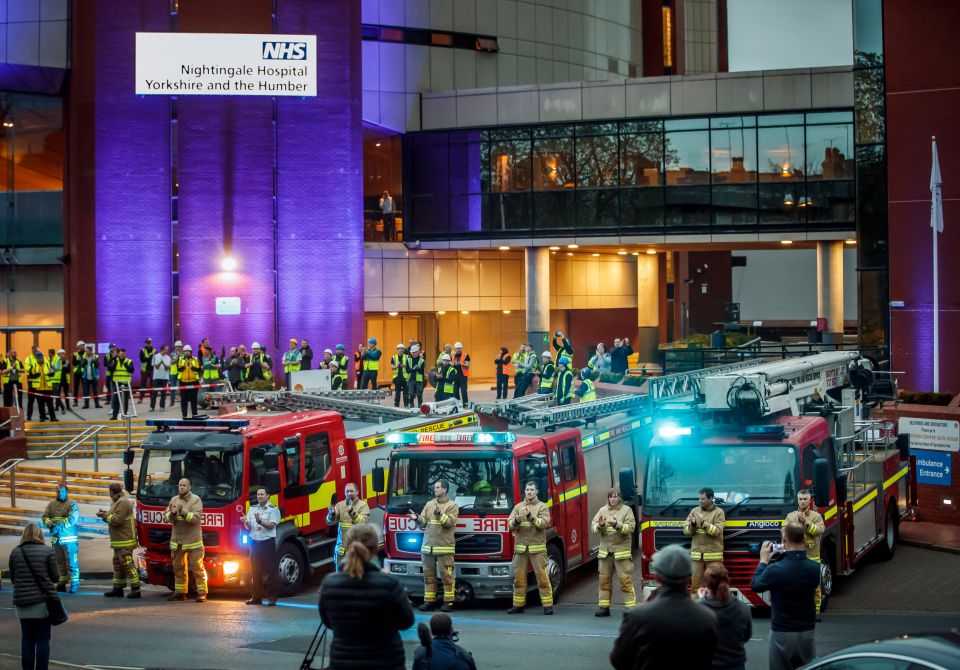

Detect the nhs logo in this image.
[262,41,308,60]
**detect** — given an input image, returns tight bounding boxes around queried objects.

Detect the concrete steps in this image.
[0,464,135,506]
[0,505,105,538]
[23,419,152,459]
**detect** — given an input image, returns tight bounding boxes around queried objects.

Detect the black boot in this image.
[594,607,610,617]
[418,601,437,612]
[127,587,141,599]
[167,593,186,602]
[543,606,554,615]
[56,584,66,593]
[103,587,124,598]
[506,606,525,614]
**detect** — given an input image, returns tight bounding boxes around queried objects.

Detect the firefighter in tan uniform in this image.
[326,482,370,571]
[97,482,141,598]
[683,487,725,599]
[507,481,553,615]
[163,477,207,602]
[784,488,825,618]
[591,487,636,616]
[408,479,459,612]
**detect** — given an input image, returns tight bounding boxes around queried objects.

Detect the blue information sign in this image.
[914,449,953,487]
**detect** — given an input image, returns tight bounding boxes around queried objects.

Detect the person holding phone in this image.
[326,483,370,572]
[241,488,281,605]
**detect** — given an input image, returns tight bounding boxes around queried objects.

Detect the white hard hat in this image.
[252,342,261,349]
[76,340,85,347]
[454,341,463,348]
[174,340,183,347]
[323,348,333,355]
[183,344,193,352]
[441,353,452,362]
[397,343,405,349]
[410,344,420,354]
[541,350,552,358]
[329,361,340,369]
[57,349,65,354]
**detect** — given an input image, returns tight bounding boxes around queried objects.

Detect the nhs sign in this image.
[262,41,308,60]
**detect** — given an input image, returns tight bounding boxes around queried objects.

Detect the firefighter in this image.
[592,487,636,616]
[405,344,426,408]
[683,487,725,599]
[334,345,349,389]
[537,351,556,394]
[108,347,134,420]
[784,488,825,619]
[434,354,457,402]
[452,341,470,405]
[42,481,80,592]
[139,337,155,402]
[408,480,459,612]
[576,367,597,403]
[282,338,302,389]
[507,480,553,615]
[391,343,408,408]
[164,477,207,602]
[555,356,574,406]
[329,361,344,390]
[97,482,140,598]
[71,341,85,407]
[326,482,370,571]
[175,344,202,419]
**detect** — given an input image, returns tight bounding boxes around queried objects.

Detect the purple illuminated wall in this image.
[87,0,363,358]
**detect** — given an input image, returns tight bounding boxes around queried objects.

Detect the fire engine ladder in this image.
[480,393,648,430]
[204,388,388,409]
[646,358,774,409]
[474,393,557,424]
[263,391,418,423]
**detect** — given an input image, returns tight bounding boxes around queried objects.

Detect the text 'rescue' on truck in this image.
[121,390,476,595]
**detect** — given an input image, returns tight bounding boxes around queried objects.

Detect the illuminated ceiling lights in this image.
[631,252,639,256]
[780,240,794,245]
[549,246,560,250]
[783,193,795,207]
[845,239,857,245]
[567,244,579,249]
[437,310,446,315]
[460,310,470,314]
[617,250,627,255]
[566,252,574,256]
[388,311,398,316]
[502,310,511,314]
[592,253,600,257]
[498,245,510,250]
[646,249,657,255]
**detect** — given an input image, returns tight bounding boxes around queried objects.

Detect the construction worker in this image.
[406,344,426,408]
[391,344,408,408]
[435,343,453,368]
[282,338,302,389]
[587,342,611,374]
[592,487,636,616]
[201,345,222,391]
[326,482,370,571]
[434,354,457,402]
[784,488,825,620]
[514,344,537,398]
[164,477,207,602]
[71,341,86,406]
[241,487,281,605]
[555,356,575,406]
[245,342,272,383]
[25,347,56,422]
[169,341,183,404]
[552,330,574,366]
[97,482,140,598]
[576,367,597,403]
[42,481,80,592]
[452,342,471,406]
[2,348,24,408]
[175,344,202,419]
[47,349,68,413]
[408,480,458,612]
[79,345,101,409]
[334,345,349,389]
[319,348,334,369]
[507,480,553,615]
[360,338,382,389]
[108,347,134,420]
[537,351,556,394]
[329,361,344,390]
[683,487,725,599]
[139,337,155,402]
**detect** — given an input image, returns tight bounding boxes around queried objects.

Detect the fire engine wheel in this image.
[818,560,833,612]
[546,544,565,602]
[277,541,306,596]
[875,503,899,561]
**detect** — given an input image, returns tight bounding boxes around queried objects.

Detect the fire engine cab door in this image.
[554,437,585,562]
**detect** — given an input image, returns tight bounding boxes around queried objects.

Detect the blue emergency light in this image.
[385,431,516,445]
[147,418,250,430]
[656,423,693,439]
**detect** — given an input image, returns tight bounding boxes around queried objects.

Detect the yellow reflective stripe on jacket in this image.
[439,514,450,525]
[427,519,443,525]
[691,551,724,561]
[422,545,455,555]
[185,512,195,522]
[110,539,137,548]
[171,540,204,551]
[515,543,547,554]
[340,522,353,529]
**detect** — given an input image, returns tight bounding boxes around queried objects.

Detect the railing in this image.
[45,425,108,480]
[0,458,25,506]
[658,342,888,376]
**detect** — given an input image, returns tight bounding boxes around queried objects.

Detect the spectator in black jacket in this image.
[494,347,511,400]
[610,544,718,670]
[751,523,820,670]
[552,331,573,362]
[610,338,634,375]
[699,563,752,670]
[9,523,61,670]
[413,613,477,670]
[318,523,414,670]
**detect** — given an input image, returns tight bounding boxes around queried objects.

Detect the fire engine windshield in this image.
[644,445,797,515]
[387,452,514,514]
[137,448,244,506]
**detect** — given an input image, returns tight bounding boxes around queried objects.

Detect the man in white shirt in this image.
[150,344,172,411]
[241,488,281,605]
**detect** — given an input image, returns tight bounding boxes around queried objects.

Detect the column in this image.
[525,247,550,354]
[637,253,660,364]
[817,241,845,343]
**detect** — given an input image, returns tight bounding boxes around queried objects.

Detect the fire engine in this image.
[637,351,914,608]
[121,390,476,595]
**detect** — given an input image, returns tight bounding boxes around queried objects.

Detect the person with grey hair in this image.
[610,544,718,670]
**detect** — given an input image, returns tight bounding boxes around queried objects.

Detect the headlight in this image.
[223,560,240,576]
[390,563,408,574]
[491,565,510,576]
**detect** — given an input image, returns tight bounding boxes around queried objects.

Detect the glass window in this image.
[855,67,885,144]
[576,122,618,137]
[711,127,757,184]
[806,125,854,180]
[854,0,884,68]
[284,440,301,486]
[483,192,531,232]
[621,187,664,229]
[304,433,331,484]
[449,142,482,194]
[665,186,710,227]
[665,117,708,131]
[805,181,855,224]
[712,185,758,228]
[410,195,449,234]
[490,139,532,192]
[576,134,618,187]
[533,190,575,229]
[450,194,484,233]
[758,113,805,126]
[576,189,620,230]
[620,120,663,134]
[388,453,514,513]
[758,126,805,182]
[806,111,854,125]
[711,115,756,129]
[138,448,244,506]
[620,133,663,186]
[560,444,578,481]
[665,131,710,186]
[759,183,806,225]
[533,137,574,190]
[550,451,561,486]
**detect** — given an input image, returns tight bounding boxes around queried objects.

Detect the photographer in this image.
[413,613,477,670]
[750,523,820,670]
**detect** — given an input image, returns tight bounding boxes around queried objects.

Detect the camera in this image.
[771,542,784,553]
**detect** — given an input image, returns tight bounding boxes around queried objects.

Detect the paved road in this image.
[1,546,957,670]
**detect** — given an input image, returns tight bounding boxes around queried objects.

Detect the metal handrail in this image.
[0,458,25,505]
[45,424,108,480]
[736,337,762,349]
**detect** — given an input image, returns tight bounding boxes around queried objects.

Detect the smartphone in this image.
[330,492,338,506]
[771,542,784,553]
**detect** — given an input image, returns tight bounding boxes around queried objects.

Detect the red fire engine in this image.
[122,390,475,595]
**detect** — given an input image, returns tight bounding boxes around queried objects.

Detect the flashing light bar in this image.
[385,431,516,446]
[146,419,250,429]
[656,423,693,439]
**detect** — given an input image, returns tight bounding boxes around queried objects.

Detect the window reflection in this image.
[665,131,710,185]
[711,127,757,184]
[620,133,663,186]
[576,134,618,187]
[490,140,532,191]
[533,137,574,190]
[806,125,853,180]
[758,126,805,182]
